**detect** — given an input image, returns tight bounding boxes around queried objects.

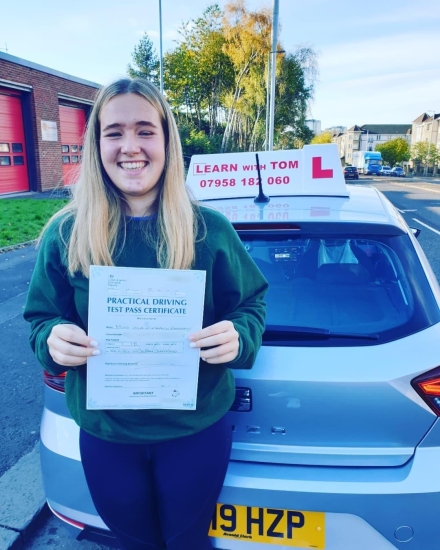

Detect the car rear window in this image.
[239,231,440,346]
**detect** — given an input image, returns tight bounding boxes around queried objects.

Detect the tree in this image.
[375,138,410,166]
[127,33,160,86]
[273,48,317,150]
[220,1,318,152]
[164,5,234,136]
[310,131,333,145]
[126,2,318,154]
[178,121,216,164]
[220,0,272,151]
[411,141,440,173]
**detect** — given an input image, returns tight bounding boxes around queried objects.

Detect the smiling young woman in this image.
[99,93,166,216]
[24,78,268,550]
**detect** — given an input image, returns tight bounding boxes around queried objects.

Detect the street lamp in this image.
[267,0,281,152]
[265,49,285,151]
[158,0,164,94]
[425,110,435,176]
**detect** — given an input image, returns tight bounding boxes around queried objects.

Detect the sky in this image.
[1,0,439,131]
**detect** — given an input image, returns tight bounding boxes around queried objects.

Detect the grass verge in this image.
[0,199,68,248]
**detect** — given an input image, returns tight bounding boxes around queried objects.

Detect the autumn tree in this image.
[220,0,272,151]
[310,131,333,145]
[220,2,318,152]
[128,1,318,155]
[127,33,159,86]
[375,138,410,166]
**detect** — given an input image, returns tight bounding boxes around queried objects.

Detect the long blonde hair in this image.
[48,78,197,276]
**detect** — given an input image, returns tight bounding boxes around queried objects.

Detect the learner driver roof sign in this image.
[186,144,349,200]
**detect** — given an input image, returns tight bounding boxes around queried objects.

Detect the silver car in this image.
[379,166,393,176]
[40,184,440,549]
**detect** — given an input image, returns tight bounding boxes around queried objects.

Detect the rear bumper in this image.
[41,409,440,550]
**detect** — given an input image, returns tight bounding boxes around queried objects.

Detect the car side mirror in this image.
[410,227,421,239]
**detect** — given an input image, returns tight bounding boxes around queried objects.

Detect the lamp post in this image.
[267,0,281,151]
[265,49,285,151]
[425,110,435,176]
[159,0,164,94]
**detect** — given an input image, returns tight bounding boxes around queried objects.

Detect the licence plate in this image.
[209,503,325,548]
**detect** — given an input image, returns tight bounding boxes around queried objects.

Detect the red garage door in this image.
[59,105,86,186]
[0,89,29,194]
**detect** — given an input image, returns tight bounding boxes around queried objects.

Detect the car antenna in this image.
[254,153,270,204]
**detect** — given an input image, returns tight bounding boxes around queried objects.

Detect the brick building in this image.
[0,52,100,195]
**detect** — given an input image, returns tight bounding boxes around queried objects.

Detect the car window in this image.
[240,231,440,346]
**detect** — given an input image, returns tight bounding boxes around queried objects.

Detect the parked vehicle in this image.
[39,148,440,550]
[343,166,359,180]
[352,151,383,175]
[379,166,393,176]
[390,166,406,177]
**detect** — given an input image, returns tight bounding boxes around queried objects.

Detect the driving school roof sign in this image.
[186,144,349,199]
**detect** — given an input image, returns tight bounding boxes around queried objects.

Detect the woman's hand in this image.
[189,321,239,364]
[47,324,100,367]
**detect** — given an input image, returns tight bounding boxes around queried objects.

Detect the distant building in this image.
[306,119,321,136]
[411,113,440,174]
[333,124,412,165]
[325,125,346,136]
[0,51,100,195]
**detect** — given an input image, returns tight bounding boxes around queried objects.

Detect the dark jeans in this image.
[79,416,232,550]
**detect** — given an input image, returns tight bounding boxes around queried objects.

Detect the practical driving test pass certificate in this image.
[86,265,206,410]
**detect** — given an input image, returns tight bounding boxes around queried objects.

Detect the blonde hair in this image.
[47,78,198,276]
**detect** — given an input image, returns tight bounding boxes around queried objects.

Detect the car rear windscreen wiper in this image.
[263,325,379,340]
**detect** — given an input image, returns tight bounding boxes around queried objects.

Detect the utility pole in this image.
[159,0,164,94]
[265,48,285,151]
[425,110,435,176]
[268,0,280,151]
[265,53,271,151]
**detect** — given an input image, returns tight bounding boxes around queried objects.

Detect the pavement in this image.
[0,443,48,550]
[370,175,440,183]
[0,189,72,550]
[0,241,48,550]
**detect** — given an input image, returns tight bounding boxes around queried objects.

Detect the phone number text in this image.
[199,176,291,188]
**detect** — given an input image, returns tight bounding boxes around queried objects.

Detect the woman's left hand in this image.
[189,321,239,364]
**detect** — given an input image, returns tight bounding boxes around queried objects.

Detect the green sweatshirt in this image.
[24,206,268,444]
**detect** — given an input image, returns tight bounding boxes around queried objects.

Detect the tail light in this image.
[43,371,66,393]
[412,367,440,416]
[48,503,85,530]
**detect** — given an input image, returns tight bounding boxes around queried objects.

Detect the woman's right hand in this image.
[47,324,100,367]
